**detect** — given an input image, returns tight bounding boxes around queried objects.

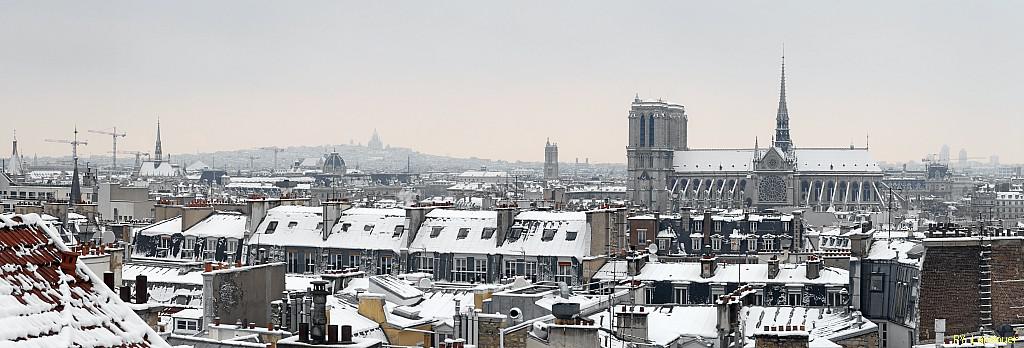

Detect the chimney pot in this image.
[134,275,148,304]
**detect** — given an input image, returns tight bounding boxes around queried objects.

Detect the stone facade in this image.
[625,98,687,212]
[834,331,879,348]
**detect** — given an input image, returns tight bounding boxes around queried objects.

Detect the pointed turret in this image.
[773,51,793,153]
[8,129,25,176]
[154,119,163,163]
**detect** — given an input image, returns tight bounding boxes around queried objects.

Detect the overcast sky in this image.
[2,1,1021,164]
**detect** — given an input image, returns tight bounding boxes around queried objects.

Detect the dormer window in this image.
[457,228,470,239]
[565,230,578,241]
[266,221,278,234]
[363,224,374,232]
[393,225,405,237]
[541,228,557,241]
[430,226,443,238]
[508,227,524,242]
[288,221,298,228]
[481,227,496,239]
[341,223,351,232]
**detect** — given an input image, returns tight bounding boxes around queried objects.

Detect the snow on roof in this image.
[594,261,848,286]
[185,161,209,172]
[122,264,204,285]
[794,148,881,173]
[327,296,383,337]
[183,212,246,239]
[866,238,923,266]
[743,307,877,344]
[249,206,324,248]
[138,161,181,177]
[408,210,498,255]
[326,208,407,252]
[458,171,508,178]
[0,213,170,347]
[498,211,590,258]
[137,212,246,239]
[369,275,424,302]
[673,149,754,173]
[673,148,881,173]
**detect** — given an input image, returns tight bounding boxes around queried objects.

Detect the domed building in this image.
[322,151,346,176]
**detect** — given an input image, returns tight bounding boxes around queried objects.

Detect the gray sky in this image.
[2,1,1021,164]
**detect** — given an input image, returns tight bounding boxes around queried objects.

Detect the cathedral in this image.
[627,58,887,213]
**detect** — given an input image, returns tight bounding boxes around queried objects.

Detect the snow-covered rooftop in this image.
[594,261,848,286]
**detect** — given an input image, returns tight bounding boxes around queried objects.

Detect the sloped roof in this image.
[408,209,499,254]
[0,213,169,347]
[594,261,848,286]
[673,148,881,174]
[497,211,590,258]
[138,161,180,177]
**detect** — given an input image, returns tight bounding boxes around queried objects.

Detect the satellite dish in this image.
[101,230,116,244]
[647,243,659,255]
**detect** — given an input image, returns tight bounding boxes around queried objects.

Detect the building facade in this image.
[544,139,558,181]
[627,60,888,213]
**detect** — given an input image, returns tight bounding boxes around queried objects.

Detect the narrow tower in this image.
[154,119,163,163]
[8,130,24,176]
[773,54,794,153]
[544,139,559,181]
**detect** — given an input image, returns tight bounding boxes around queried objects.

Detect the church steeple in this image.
[774,50,793,153]
[154,118,163,163]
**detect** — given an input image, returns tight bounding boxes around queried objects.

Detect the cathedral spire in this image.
[773,48,793,153]
[154,118,163,163]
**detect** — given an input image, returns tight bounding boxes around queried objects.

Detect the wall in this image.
[833,331,879,348]
[990,239,1024,330]
[919,240,980,341]
[202,262,286,327]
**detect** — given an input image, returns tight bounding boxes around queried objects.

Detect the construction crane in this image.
[89,127,127,169]
[259,147,285,171]
[109,151,149,170]
[247,155,260,171]
[45,127,88,164]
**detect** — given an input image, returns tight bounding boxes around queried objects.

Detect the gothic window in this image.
[758,176,787,202]
[639,115,646,147]
[648,115,655,146]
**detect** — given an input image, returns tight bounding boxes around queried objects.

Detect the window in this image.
[694,221,703,232]
[730,238,739,251]
[316,222,324,231]
[555,262,572,283]
[691,237,700,251]
[636,229,648,244]
[565,230,578,241]
[175,319,200,332]
[750,221,758,232]
[508,227,524,242]
[788,292,802,306]
[287,221,298,228]
[430,226,444,238]
[453,258,469,282]
[287,252,299,273]
[418,254,435,272]
[363,224,374,232]
[674,287,687,304]
[378,256,393,275]
[504,259,537,279]
[827,291,843,307]
[158,237,171,250]
[349,254,361,268]
[482,227,496,239]
[753,291,764,306]
[393,225,405,237]
[764,238,775,250]
[748,238,758,251]
[306,252,316,273]
[474,259,488,281]
[541,228,557,241]
[711,238,722,250]
[205,238,218,260]
[225,239,237,255]
[457,228,470,239]
[714,222,722,232]
[266,221,278,234]
[341,223,352,232]
[181,237,195,259]
[645,286,655,304]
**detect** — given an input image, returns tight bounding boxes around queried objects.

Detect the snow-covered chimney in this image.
[768,255,780,279]
[806,256,821,280]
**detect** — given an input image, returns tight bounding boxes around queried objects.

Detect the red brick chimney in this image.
[60,250,80,275]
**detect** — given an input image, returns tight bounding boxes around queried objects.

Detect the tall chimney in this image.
[495,207,516,246]
[768,256,780,279]
[702,211,713,253]
[59,250,79,276]
[340,325,353,344]
[700,253,717,278]
[310,280,329,344]
[134,275,148,304]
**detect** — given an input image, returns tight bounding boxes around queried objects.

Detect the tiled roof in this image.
[0,213,169,347]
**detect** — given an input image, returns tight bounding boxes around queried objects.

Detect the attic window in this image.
[288,221,298,228]
[430,226,443,238]
[316,222,324,231]
[363,224,374,232]
[541,228,557,241]
[481,227,496,239]
[508,227,524,242]
[565,231,578,241]
[393,225,405,237]
[266,221,279,234]
[341,223,352,232]
[457,228,470,239]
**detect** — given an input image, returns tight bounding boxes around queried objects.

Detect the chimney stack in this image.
[700,253,717,279]
[119,285,132,302]
[768,256,780,279]
[806,256,821,280]
[327,324,339,344]
[340,325,353,344]
[59,250,79,276]
[298,323,310,343]
[134,275,148,304]
[310,280,329,344]
[103,271,115,290]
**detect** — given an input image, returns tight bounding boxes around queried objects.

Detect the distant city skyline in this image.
[2,1,1021,164]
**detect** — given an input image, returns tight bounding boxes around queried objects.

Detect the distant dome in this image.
[323,152,346,175]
